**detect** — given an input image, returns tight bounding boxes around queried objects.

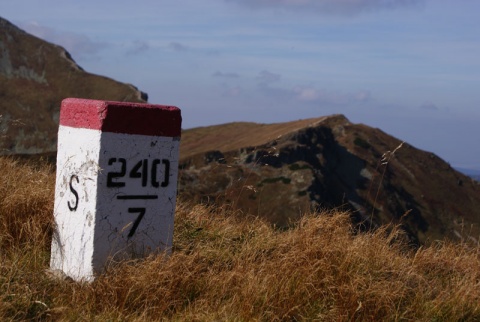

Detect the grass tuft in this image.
[0,157,54,249]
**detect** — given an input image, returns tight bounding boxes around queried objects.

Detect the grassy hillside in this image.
[180,116,334,160]
[0,17,147,155]
[1,156,479,321]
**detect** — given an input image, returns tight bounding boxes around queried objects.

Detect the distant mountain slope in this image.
[180,116,334,159]
[0,17,147,155]
[179,115,480,245]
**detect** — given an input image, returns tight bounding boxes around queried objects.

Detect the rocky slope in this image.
[179,115,480,245]
[0,17,147,155]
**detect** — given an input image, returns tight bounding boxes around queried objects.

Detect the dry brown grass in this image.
[0,156,479,321]
[0,157,54,249]
[179,116,336,160]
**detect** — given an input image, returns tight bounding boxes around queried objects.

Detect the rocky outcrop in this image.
[179,115,480,245]
[0,17,147,155]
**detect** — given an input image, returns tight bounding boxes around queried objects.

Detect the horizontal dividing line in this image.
[117,195,159,200]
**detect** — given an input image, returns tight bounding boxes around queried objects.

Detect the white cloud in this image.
[224,0,424,15]
[295,87,321,101]
[126,40,150,56]
[420,101,439,111]
[256,70,281,84]
[252,78,373,107]
[20,21,108,58]
[168,42,190,52]
[293,86,372,105]
[212,71,241,78]
[223,85,242,97]
[354,90,372,102]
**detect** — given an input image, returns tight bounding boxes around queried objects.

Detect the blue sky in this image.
[1,0,479,169]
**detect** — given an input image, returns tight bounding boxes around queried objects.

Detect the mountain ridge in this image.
[0,17,147,155]
[178,114,480,245]
[180,115,348,159]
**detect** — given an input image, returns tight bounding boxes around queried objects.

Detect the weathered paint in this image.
[50,98,181,281]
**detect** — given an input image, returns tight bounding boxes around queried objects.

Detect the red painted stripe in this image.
[59,98,182,137]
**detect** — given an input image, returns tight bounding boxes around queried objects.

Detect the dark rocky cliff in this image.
[179,115,480,245]
[0,17,147,155]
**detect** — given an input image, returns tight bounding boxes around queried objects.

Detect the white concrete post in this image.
[50,98,182,281]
